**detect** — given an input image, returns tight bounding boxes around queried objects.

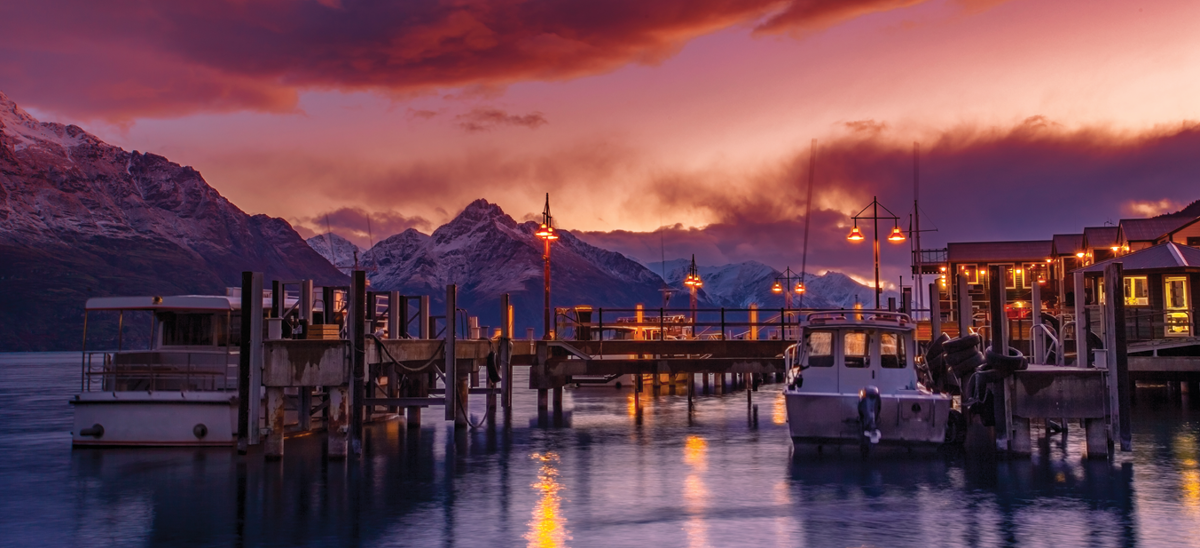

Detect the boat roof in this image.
[86,295,243,312]
[801,310,915,331]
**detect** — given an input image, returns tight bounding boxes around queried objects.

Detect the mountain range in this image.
[0,91,345,351]
[0,89,886,350]
[306,201,893,335]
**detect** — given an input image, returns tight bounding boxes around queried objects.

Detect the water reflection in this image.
[682,436,709,548]
[526,452,570,548]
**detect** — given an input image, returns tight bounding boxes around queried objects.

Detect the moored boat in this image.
[783,310,957,455]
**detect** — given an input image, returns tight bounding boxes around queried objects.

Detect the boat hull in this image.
[785,391,951,446]
[70,392,238,447]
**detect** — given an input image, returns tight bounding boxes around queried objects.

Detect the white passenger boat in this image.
[71,295,245,446]
[783,311,956,454]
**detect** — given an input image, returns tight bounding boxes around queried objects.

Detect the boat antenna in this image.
[798,139,816,310]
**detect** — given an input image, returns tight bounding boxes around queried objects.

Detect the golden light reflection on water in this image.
[683,436,710,548]
[684,435,708,469]
[772,393,787,425]
[1174,432,1200,546]
[526,452,571,548]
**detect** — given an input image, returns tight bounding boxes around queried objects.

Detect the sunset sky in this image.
[4,0,1200,288]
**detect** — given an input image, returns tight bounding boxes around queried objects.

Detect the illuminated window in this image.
[961,264,978,284]
[844,331,870,368]
[1165,277,1190,336]
[805,330,834,368]
[1021,263,1040,288]
[1123,276,1149,306]
[880,333,907,369]
[1004,265,1018,289]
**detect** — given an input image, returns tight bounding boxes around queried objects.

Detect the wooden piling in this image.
[1102,263,1132,451]
[265,387,285,459]
[327,386,348,458]
[237,271,263,454]
[349,270,366,454]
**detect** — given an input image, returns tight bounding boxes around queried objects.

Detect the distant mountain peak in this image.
[0,91,100,154]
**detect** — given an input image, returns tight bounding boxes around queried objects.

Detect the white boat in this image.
[71,294,245,446]
[783,311,956,454]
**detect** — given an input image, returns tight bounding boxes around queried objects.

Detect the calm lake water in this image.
[1,353,1198,548]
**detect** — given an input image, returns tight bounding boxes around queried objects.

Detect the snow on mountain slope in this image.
[0,90,345,350]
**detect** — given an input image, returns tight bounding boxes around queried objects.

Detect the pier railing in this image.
[81,350,239,392]
[555,307,916,342]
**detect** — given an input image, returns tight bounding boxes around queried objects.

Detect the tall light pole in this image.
[683,255,703,337]
[771,266,805,310]
[535,193,558,339]
[847,196,906,309]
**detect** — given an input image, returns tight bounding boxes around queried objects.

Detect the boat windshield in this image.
[881,332,907,369]
[844,332,870,368]
[804,330,834,367]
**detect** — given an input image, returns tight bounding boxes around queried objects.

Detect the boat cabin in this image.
[790,311,918,395]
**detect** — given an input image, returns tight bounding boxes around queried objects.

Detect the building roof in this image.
[1082,226,1119,249]
[1052,234,1083,256]
[86,295,239,311]
[1074,242,1200,274]
[1119,216,1193,243]
[1160,215,1200,241]
[947,240,1053,263]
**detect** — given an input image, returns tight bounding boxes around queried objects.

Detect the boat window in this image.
[881,333,907,369]
[805,331,834,367]
[844,331,870,368]
[160,312,215,346]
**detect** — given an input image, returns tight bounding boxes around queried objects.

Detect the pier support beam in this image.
[929,282,941,339]
[1084,418,1108,459]
[957,273,972,337]
[265,387,285,459]
[1102,263,1133,452]
[237,271,263,454]
[349,270,366,455]
[327,386,348,459]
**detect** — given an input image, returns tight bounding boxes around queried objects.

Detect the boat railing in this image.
[804,310,912,327]
[81,349,239,393]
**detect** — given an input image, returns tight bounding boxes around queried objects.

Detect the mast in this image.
[913,142,923,317]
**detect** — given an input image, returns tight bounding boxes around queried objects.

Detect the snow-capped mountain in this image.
[306,232,363,271]
[0,91,345,351]
[356,199,667,334]
[648,259,897,310]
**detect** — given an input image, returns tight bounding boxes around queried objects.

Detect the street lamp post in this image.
[847,196,906,309]
[534,193,558,339]
[683,255,703,338]
[770,266,805,310]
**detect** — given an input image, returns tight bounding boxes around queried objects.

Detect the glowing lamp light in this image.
[941,266,948,272]
[795,282,805,293]
[1075,252,1085,258]
[536,223,558,240]
[887,226,906,242]
[1038,276,1046,285]
[847,226,865,241]
[1111,246,1120,252]
[772,281,783,293]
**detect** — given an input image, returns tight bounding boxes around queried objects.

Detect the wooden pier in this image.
[234,260,1175,461]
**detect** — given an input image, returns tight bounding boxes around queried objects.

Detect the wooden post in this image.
[687,373,695,407]
[1032,279,1045,364]
[327,385,348,459]
[237,271,263,454]
[445,285,464,426]
[749,304,758,341]
[1103,263,1132,451]
[418,296,430,339]
[265,387,285,459]
[988,265,1010,452]
[1073,270,1088,366]
[957,273,972,337]
[536,341,548,412]
[929,282,942,339]
[501,295,513,410]
[350,270,366,455]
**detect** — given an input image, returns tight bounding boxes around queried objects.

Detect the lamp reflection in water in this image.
[526,452,571,548]
[683,435,710,548]
[1176,432,1200,538]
